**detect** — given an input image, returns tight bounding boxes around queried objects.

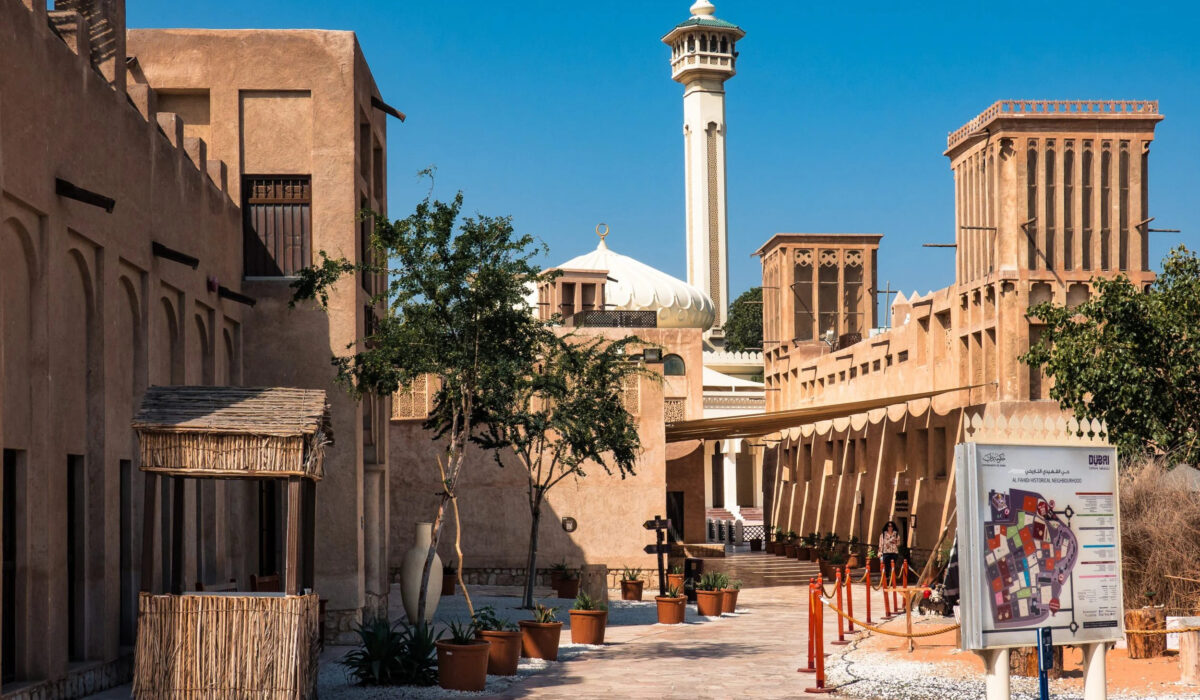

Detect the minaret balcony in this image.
[670,51,736,82]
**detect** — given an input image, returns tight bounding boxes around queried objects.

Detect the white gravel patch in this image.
[826,635,1198,700]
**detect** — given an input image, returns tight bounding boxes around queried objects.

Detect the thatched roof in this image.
[133,386,332,480]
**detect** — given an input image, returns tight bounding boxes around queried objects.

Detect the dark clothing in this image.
[880,553,900,579]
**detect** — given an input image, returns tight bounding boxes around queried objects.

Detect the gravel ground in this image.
[318,591,726,698]
[827,634,1200,700]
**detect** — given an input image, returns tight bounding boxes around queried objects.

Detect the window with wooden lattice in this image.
[620,375,640,416]
[391,375,433,420]
[664,398,686,423]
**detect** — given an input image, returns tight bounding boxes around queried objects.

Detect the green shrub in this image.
[340,617,439,687]
[697,571,728,591]
[473,605,517,632]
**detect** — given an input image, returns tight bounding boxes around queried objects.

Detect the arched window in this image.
[664,354,686,376]
[720,37,728,53]
[687,36,695,52]
[700,35,708,52]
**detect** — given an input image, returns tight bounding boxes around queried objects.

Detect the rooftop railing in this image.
[947,100,1160,151]
[571,309,658,329]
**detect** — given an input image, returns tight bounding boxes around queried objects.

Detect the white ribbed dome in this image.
[553,239,716,330]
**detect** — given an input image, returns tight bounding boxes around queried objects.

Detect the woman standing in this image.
[879,521,901,579]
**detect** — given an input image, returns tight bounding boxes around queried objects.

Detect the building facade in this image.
[1,1,394,694]
[760,100,1161,554]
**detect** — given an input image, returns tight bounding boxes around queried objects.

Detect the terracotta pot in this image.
[569,609,607,645]
[555,577,580,599]
[667,573,684,591]
[809,549,820,562]
[655,596,686,624]
[794,546,808,560]
[773,542,786,556]
[435,640,490,691]
[549,571,565,588]
[867,557,880,573]
[847,554,861,569]
[620,579,644,601]
[749,538,762,552]
[478,630,521,676]
[696,589,724,617]
[441,573,455,597]
[784,544,797,558]
[721,589,739,614]
[518,620,562,660]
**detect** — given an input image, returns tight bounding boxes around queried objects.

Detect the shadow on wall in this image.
[389,421,588,578]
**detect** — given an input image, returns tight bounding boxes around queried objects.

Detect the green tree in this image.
[1022,246,1200,464]
[725,287,763,353]
[474,332,651,608]
[291,189,547,620]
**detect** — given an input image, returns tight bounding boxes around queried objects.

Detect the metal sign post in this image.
[1036,626,1053,700]
[643,515,672,596]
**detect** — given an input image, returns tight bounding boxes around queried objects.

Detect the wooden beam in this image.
[285,476,301,595]
[140,473,158,592]
[171,477,185,594]
[302,479,316,591]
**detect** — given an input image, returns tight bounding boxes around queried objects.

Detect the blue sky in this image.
[129,1,1199,304]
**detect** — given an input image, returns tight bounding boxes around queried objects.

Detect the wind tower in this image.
[663,0,744,346]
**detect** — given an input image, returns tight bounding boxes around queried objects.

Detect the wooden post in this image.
[171,477,185,594]
[140,472,158,593]
[301,479,315,591]
[1125,606,1167,659]
[1179,625,1200,686]
[285,476,301,595]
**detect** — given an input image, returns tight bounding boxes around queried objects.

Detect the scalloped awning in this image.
[132,386,332,480]
[665,386,980,442]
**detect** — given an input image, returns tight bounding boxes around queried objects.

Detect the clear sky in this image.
[128,1,1199,306]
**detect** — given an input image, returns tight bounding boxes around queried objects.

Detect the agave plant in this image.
[621,567,641,582]
[531,602,559,624]
[443,618,479,645]
[697,571,729,592]
[340,617,439,687]
[573,590,609,612]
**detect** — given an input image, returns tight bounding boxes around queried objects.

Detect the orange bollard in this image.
[864,565,873,624]
[890,563,899,614]
[805,578,835,694]
[901,560,909,588]
[882,563,892,618]
[844,563,855,634]
[831,568,847,645]
[799,578,816,673]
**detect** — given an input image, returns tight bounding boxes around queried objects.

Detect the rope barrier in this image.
[1126,626,1200,635]
[820,596,961,639]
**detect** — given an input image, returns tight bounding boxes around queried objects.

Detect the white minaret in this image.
[663,0,743,342]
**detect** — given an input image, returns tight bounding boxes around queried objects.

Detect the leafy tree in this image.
[474,332,651,608]
[291,189,547,620]
[1022,246,1200,464]
[725,287,763,353]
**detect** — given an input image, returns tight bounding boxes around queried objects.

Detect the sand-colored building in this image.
[758,100,1161,553]
[1,0,396,694]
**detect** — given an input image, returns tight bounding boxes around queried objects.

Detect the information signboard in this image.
[956,442,1123,650]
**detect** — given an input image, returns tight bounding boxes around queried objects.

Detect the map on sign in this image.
[956,443,1124,650]
[983,488,1078,628]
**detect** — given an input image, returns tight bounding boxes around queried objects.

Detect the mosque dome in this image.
[550,230,716,330]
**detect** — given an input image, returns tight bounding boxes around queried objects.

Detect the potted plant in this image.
[569,591,608,645]
[784,531,797,558]
[821,549,847,580]
[721,579,742,615]
[519,603,563,661]
[435,620,490,692]
[807,532,822,561]
[619,567,644,601]
[820,532,837,560]
[667,564,684,592]
[474,605,521,676]
[695,571,728,617]
[846,536,862,568]
[549,561,581,598]
[749,535,763,552]
[442,562,457,596]
[340,617,438,686]
[865,546,880,573]
[655,583,687,624]
[772,528,787,556]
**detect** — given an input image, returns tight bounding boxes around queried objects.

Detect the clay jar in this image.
[619,579,644,601]
[721,588,739,614]
[435,639,490,691]
[655,595,686,624]
[569,609,608,645]
[400,523,442,623]
[695,589,723,617]
[477,630,521,675]
[518,620,563,661]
